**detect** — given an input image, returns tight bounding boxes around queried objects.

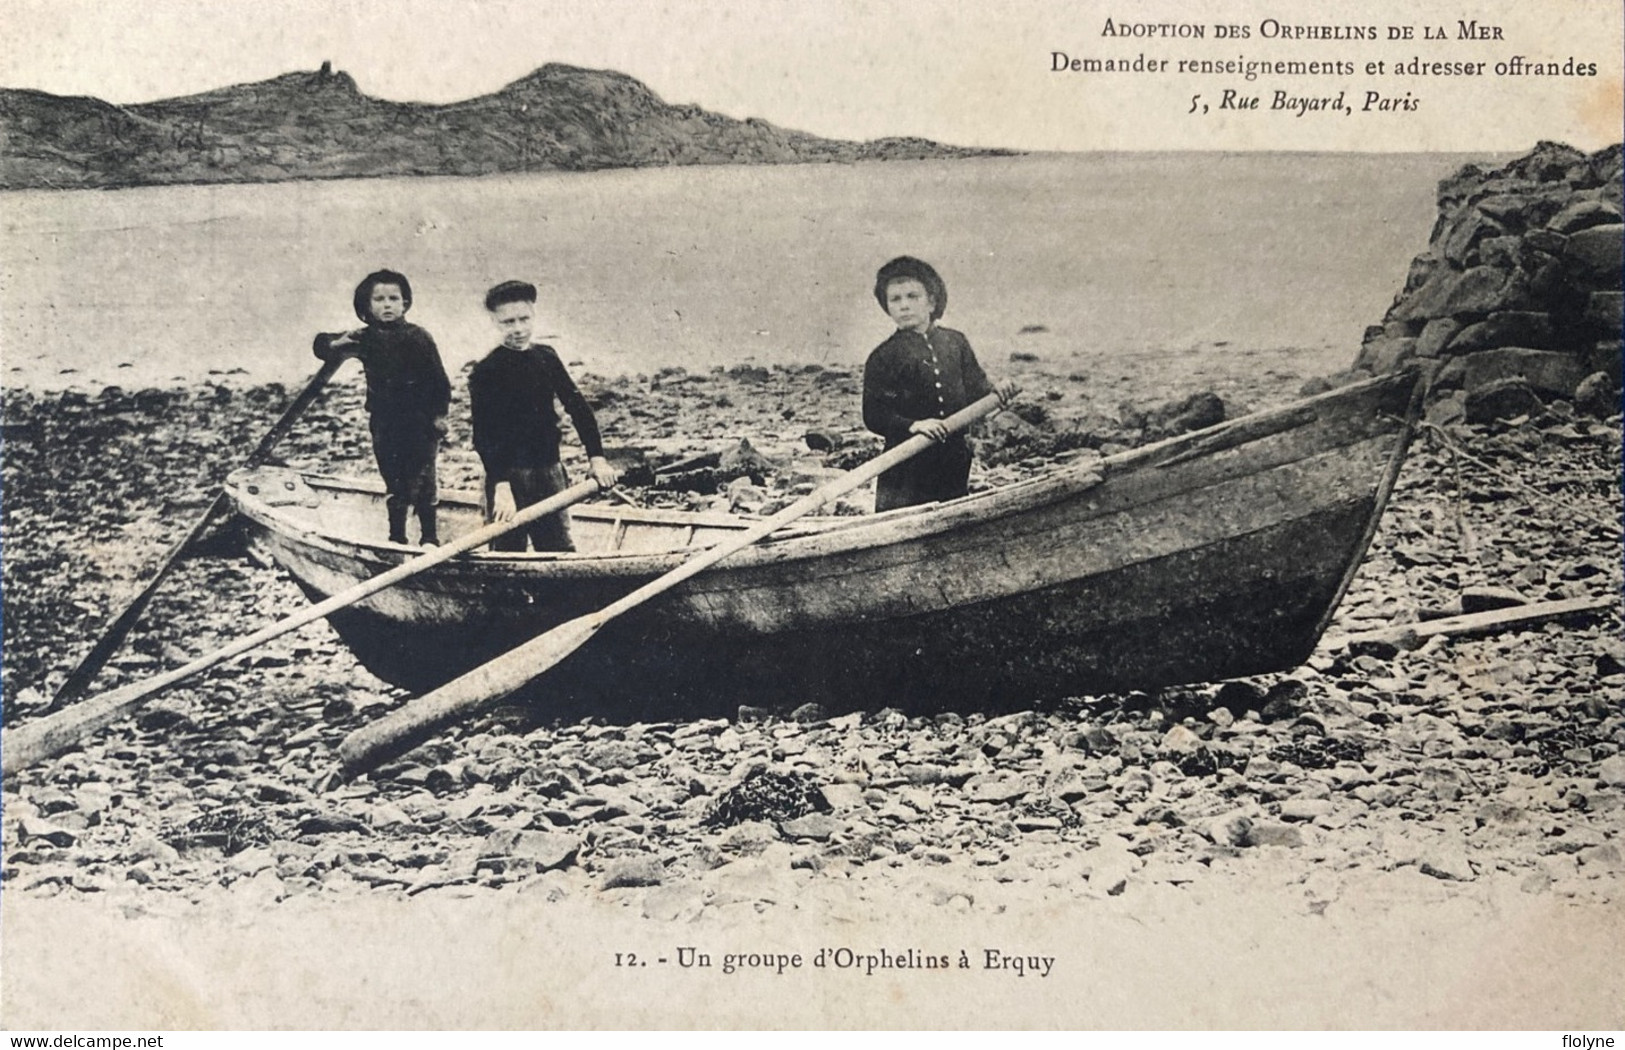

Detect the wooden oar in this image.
[3,477,603,778]
[47,359,345,711]
[336,392,1006,778]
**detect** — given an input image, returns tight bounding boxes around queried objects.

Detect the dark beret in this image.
[484,279,538,311]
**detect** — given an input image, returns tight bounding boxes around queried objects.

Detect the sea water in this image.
[0,151,1478,392]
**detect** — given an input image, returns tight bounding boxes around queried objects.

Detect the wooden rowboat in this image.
[224,370,1423,715]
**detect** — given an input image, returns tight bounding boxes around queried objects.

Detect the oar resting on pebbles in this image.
[47,359,344,711]
[2,479,604,780]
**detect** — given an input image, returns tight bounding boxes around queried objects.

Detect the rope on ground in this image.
[1416,419,1621,539]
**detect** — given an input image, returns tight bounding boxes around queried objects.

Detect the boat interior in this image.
[235,467,976,560]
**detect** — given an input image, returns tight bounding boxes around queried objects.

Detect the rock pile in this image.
[1347,141,1622,424]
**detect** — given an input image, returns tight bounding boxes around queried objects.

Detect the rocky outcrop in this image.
[0,63,1010,190]
[1349,142,1622,424]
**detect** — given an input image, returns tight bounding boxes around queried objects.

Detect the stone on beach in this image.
[601,857,666,890]
[481,830,581,873]
[1418,840,1477,882]
[1564,224,1624,273]
[16,818,77,848]
[963,774,1029,804]
[1461,349,1586,401]
[1277,799,1334,822]
[641,881,708,921]
[1465,379,1545,423]
[1080,839,1140,895]
[818,783,865,811]
[780,813,844,841]
[1203,811,1253,848]
[1574,373,1618,419]
[1245,824,1305,849]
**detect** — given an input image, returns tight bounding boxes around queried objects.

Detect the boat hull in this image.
[228,371,1421,714]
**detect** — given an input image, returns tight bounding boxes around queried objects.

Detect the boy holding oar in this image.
[469,280,619,552]
[862,256,1018,511]
[314,269,451,546]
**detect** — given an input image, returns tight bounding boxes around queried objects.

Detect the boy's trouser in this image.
[370,416,439,542]
[485,462,575,552]
[875,435,973,512]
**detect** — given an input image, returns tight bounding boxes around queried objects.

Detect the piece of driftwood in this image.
[1328,595,1617,650]
[653,450,721,475]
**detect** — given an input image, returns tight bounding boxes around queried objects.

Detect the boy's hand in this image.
[491,482,517,522]
[909,418,950,442]
[588,456,621,489]
[330,329,364,350]
[995,380,1022,407]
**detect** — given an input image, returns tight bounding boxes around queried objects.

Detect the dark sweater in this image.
[468,344,606,480]
[313,320,450,421]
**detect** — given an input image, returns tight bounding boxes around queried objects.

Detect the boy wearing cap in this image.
[314,269,451,545]
[862,256,1018,511]
[469,280,619,552]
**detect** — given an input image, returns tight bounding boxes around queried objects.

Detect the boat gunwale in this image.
[227,370,1421,579]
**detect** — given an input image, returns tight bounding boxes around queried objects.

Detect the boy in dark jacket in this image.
[469,280,619,552]
[862,256,1018,511]
[314,269,451,545]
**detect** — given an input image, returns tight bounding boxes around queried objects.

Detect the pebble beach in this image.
[4,142,1623,1028]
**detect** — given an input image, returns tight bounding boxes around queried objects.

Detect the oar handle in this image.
[3,478,603,779]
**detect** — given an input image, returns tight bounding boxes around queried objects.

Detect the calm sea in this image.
[0,152,1480,392]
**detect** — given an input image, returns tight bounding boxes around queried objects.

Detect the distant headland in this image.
[0,61,1014,190]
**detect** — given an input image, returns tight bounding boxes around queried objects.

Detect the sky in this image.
[0,0,1620,152]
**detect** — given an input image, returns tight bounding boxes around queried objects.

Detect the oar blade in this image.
[336,612,604,777]
[4,677,154,778]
